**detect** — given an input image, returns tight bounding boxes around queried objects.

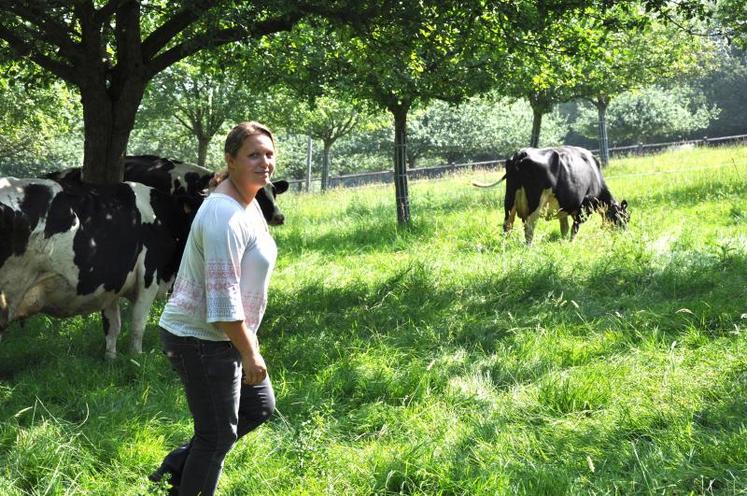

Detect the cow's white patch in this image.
[128,182,157,223]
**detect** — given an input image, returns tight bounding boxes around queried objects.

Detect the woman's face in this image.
[226,133,275,193]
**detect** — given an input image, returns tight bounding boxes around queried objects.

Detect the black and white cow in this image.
[0,178,198,358]
[45,155,289,226]
[473,146,629,244]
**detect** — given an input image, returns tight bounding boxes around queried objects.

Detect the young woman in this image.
[151,122,279,496]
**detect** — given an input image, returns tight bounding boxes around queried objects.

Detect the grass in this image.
[1,144,747,495]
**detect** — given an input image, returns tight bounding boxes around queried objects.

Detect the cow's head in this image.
[256,180,289,226]
[605,199,630,228]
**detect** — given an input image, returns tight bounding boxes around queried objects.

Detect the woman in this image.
[150,122,278,496]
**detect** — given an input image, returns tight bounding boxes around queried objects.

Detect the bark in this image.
[79,73,148,184]
[391,104,411,225]
[321,141,332,192]
[197,136,210,167]
[530,107,543,148]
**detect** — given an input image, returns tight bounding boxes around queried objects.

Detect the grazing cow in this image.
[473,146,629,244]
[45,155,289,225]
[0,178,199,358]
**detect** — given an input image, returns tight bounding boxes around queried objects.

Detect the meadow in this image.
[1,144,746,495]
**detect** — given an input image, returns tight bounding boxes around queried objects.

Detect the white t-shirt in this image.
[159,193,277,341]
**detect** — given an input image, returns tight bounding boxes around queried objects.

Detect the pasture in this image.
[1,145,746,495]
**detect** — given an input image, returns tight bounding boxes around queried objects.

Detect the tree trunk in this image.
[530,106,543,148]
[321,141,332,192]
[595,96,610,167]
[391,104,411,225]
[79,76,147,184]
[196,135,210,167]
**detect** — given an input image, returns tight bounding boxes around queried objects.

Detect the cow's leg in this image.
[503,206,517,235]
[570,215,583,241]
[129,285,159,354]
[523,210,541,245]
[503,185,517,235]
[102,300,122,360]
[559,216,570,239]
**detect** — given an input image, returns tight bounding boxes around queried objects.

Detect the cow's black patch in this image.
[0,183,55,268]
[140,189,196,289]
[45,191,77,238]
[0,203,31,268]
[66,183,143,295]
[19,183,54,231]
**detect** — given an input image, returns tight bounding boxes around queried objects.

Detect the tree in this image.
[136,50,276,167]
[689,45,747,138]
[289,95,365,191]
[568,11,711,165]
[264,2,514,224]
[0,1,373,184]
[407,96,568,165]
[500,26,580,148]
[573,85,720,145]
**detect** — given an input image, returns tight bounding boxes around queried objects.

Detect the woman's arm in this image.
[214,320,267,385]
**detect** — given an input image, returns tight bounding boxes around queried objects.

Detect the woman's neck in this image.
[221,176,258,207]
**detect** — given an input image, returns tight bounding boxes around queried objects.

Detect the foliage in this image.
[406,97,568,165]
[0,78,82,176]
[1,145,747,494]
[573,85,721,145]
[689,45,747,138]
[0,0,389,181]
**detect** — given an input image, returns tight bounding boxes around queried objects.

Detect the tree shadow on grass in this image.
[276,189,502,257]
[262,248,747,423]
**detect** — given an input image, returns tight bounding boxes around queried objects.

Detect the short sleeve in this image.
[200,207,256,323]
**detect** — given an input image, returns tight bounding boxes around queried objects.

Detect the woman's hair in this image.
[212,121,276,188]
[224,121,275,158]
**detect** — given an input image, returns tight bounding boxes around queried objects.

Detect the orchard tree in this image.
[573,85,720,145]
[500,25,580,148]
[290,95,366,191]
[136,49,279,167]
[569,12,711,165]
[0,1,376,184]
[264,2,511,224]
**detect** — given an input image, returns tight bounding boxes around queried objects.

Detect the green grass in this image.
[1,144,747,495]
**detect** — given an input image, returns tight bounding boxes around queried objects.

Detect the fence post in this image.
[703,136,709,147]
[305,135,313,192]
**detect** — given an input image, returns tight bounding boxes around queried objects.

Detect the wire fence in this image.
[282,133,747,192]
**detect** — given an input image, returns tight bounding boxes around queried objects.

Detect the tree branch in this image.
[146,13,301,78]
[0,24,78,83]
[1,2,78,55]
[95,0,133,24]
[141,0,217,61]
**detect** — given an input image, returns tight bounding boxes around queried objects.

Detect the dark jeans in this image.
[158,328,275,496]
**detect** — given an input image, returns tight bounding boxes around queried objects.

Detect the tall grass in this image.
[1,145,746,495]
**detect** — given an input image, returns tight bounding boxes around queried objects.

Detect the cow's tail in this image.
[472,174,507,188]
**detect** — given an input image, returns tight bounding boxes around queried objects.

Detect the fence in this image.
[282,133,747,192]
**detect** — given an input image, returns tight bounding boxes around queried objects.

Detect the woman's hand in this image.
[241,351,267,385]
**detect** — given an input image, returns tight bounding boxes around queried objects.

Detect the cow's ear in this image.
[273,180,289,195]
[621,199,628,210]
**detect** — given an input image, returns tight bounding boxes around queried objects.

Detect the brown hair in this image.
[212,121,276,188]
[224,121,275,157]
